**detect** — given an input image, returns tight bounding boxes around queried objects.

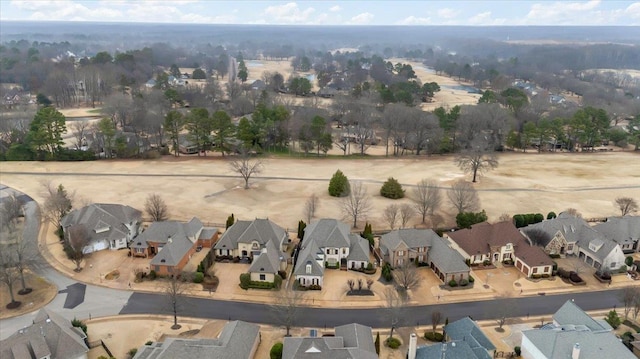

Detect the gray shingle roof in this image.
[553,300,610,332]
[348,234,370,262]
[133,320,259,359]
[150,235,193,266]
[283,324,377,359]
[249,239,282,274]
[380,229,428,254]
[294,241,325,277]
[0,308,89,359]
[429,235,470,273]
[522,328,635,359]
[415,341,491,359]
[215,218,287,251]
[61,203,141,245]
[304,219,351,249]
[593,216,640,248]
[444,317,496,351]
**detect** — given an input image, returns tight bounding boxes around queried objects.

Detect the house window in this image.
[154,265,160,272]
[610,262,616,268]
[260,274,266,281]
[506,243,512,250]
[326,249,331,254]
[168,267,173,273]
[398,250,404,256]
[306,264,312,274]
[533,267,538,274]
[342,248,346,255]
[567,244,574,251]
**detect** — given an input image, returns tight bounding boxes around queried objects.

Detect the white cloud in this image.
[524,0,605,25]
[398,15,432,25]
[263,2,316,24]
[348,12,374,25]
[626,2,640,20]
[437,8,459,19]
[467,11,506,26]
[329,5,341,12]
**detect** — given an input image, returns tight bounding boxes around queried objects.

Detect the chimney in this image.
[408,333,417,359]
[572,343,580,359]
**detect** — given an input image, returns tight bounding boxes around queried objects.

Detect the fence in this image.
[88,339,114,358]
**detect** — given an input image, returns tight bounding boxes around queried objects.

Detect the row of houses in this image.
[60,204,639,287]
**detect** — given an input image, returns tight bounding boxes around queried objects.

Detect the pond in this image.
[442,84,482,94]
[245,61,264,68]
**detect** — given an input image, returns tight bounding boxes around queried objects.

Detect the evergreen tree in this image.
[328,169,350,197]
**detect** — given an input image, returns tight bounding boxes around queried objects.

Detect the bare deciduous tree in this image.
[615,197,638,216]
[565,208,582,218]
[270,289,303,336]
[619,286,640,320]
[341,181,371,228]
[412,179,442,224]
[69,120,90,150]
[431,310,442,334]
[393,262,420,291]
[0,243,21,308]
[145,193,169,222]
[10,232,35,295]
[383,204,399,230]
[447,180,480,214]
[384,287,407,340]
[499,213,513,222]
[1,194,22,232]
[165,271,189,330]
[229,149,263,189]
[65,224,88,271]
[303,194,319,223]
[42,182,73,230]
[455,136,499,183]
[399,204,415,229]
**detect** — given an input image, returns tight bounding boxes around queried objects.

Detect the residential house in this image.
[522,213,627,270]
[61,203,142,253]
[593,216,640,253]
[250,79,266,91]
[214,218,288,258]
[145,79,156,88]
[283,323,377,359]
[446,221,553,278]
[133,320,259,359]
[0,308,89,359]
[380,229,470,283]
[520,300,635,359]
[130,217,218,276]
[408,317,495,359]
[214,218,288,283]
[293,219,371,288]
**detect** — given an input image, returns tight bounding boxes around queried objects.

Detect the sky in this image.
[1,0,639,26]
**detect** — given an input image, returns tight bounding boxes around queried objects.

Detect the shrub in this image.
[193,272,204,283]
[328,169,350,197]
[605,310,621,329]
[533,213,544,223]
[459,278,469,286]
[547,211,557,219]
[596,270,611,280]
[483,260,491,266]
[274,274,283,289]
[375,332,380,355]
[382,263,393,281]
[297,220,306,240]
[513,214,525,228]
[226,213,235,229]
[532,274,542,279]
[449,279,458,287]
[128,348,138,358]
[456,210,488,229]
[542,273,550,278]
[514,346,521,356]
[557,268,570,279]
[626,256,634,267]
[278,270,287,280]
[386,337,401,349]
[270,342,283,359]
[149,270,157,280]
[468,276,474,283]
[239,273,251,289]
[380,177,405,199]
[71,318,87,334]
[424,332,444,342]
[145,341,153,345]
[569,271,583,282]
[367,262,373,270]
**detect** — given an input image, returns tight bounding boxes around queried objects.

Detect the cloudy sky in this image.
[1,0,639,26]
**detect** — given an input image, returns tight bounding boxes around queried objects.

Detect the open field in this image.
[0,151,638,230]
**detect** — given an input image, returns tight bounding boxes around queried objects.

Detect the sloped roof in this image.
[380,228,429,254]
[304,219,351,249]
[61,203,141,244]
[283,324,377,359]
[447,221,526,256]
[444,317,496,351]
[215,218,287,251]
[523,212,590,244]
[133,320,259,359]
[294,240,325,277]
[429,235,470,274]
[151,235,193,266]
[522,328,634,359]
[249,240,282,274]
[415,341,491,359]
[553,300,610,332]
[593,216,640,248]
[514,241,554,267]
[0,308,89,359]
[348,234,370,262]
[138,217,212,267]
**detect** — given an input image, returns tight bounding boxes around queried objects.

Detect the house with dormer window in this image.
[522,213,627,270]
[293,219,370,288]
[61,203,142,253]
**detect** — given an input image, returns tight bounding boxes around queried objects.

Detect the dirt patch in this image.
[0,271,58,319]
[104,270,120,280]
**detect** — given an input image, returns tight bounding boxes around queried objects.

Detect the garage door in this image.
[83,241,107,254]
